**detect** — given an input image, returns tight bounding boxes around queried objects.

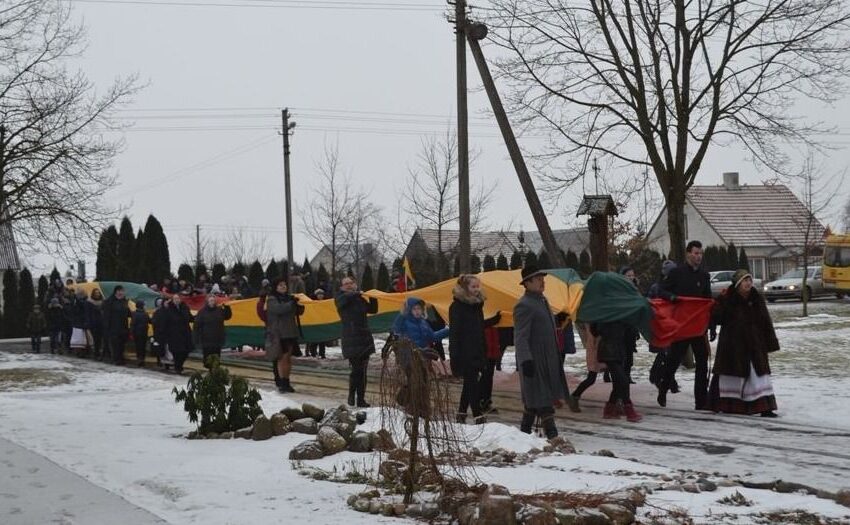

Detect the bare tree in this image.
[180,227,271,269]
[486,0,850,261]
[342,197,383,281]
[0,0,139,257]
[403,129,495,257]
[842,195,850,233]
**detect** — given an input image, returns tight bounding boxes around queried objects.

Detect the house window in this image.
[767,258,786,282]
[751,258,765,280]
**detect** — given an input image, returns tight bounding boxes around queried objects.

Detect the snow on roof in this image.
[686,184,826,248]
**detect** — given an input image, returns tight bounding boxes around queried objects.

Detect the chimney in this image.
[722,172,739,190]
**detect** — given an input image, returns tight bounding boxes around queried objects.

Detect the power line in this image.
[70,0,444,11]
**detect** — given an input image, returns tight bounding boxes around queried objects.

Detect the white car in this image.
[763,266,827,302]
[709,270,763,297]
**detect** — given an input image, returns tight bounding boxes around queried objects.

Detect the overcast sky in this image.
[27,0,850,275]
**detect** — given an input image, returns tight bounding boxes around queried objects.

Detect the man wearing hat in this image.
[513,265,570,439]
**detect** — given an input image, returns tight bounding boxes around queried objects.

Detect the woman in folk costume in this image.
[709,269,779,417]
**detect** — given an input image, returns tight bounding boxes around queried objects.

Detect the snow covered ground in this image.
[2,341,850,524]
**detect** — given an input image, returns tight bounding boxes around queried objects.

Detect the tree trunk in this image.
[665,190,687,262]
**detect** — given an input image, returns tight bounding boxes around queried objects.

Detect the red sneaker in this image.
[603,402,621,419]
[623,402,643,423]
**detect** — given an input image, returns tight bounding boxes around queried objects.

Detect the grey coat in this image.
[513,291,568,409]
[264,293,304,360]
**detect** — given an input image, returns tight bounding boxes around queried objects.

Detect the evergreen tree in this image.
[196,263,209,281]
[739,247,750,271]
[538,250,552,269]
[37,275,49,306]
[727,242,739,270]
[279,259,291,281]
[18,269,35,322]
[524,251,539,268]
[134,228,145,282]
[702,246,715,271]
[496,253,509,270]
[453,256,461,277]
[140,215,171,286]
[265,259,279,282]
[317,264,330,289]
[178,264,195,284]
[470,254,482,274]
[579,249,593,277]
[116,217,136,281]
[392,258,403,273]
[211,263,227,284]
[509,250,524,270]
[361,264,375,291]
[248,261,265,295]
[483,254,496,272]
[231,262,246,278]
[301,259,316,293]
[2,270,20,338]
[565,249,579,270]
[96,226,119,281]
[376,262,390,292]
[50,268,61,286]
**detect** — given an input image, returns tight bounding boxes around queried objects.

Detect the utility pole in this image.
[465,22,566,267]
[281,109,296,267]
[195,224,201,274]
[452,0,471,273]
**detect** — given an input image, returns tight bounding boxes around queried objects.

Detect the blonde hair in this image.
[456,274,480,290]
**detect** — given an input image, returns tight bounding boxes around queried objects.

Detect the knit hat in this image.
[135,300,145,309]
[661,260,677,277]
[314,288,326,297]
[732,269,752,289]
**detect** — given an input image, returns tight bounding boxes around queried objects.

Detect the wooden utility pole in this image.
[281,109,295,267]
[465,23,566,267]
[454,0,471,273]
[195,224,201,274]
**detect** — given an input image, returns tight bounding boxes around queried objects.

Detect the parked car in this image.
[763,266,828,302]
[710,270,763,297]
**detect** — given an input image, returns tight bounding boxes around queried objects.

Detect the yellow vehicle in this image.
[822,234,850,296]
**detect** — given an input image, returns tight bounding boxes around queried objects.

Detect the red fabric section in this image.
[650,297,714,348]
[484,327,500,359]
[170,294,229,312]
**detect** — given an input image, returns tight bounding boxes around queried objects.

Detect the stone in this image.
[302,402,326,422]
[595,449,616,458]
[697,479,718,492]
[659,474,673,482]
[348,431,373,453]
[359,489,380,499]
[479,484,516,525]
[206,432,219,439]
[355,411,368,425]
[187,430,198,440]
[682,483,700,494]
[378,460,407,482]
[288,440,325,460]
[420,503,440,520]
[368,499,381,514]
[291,418,319,435]
[548,436,576,454]
[219,431,233,439]
[519,505,558,525]
[598,503,634,524]
[252,415,273,441]
[317,427,348,455]
[458,503,478,525]
[381,503,395,516]
[280,406,305,421]
[836,489,850,508]
[717,480,739,488]
[270,413,290,436]
[319,407,358,441]
[554,508,610,525]
[353,498,370,513]
[234,426,253,439]
[372,428,396,451]
[347,494,358,507]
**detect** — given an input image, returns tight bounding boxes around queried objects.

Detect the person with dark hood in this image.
[46,298,66,354]
[659,240,713,409]
[102,286,131,365]
[151,298,169,369]
[26,305,47,353]
[449,274,500,424]
[193,295,233,365]
[163,294,194,374]
[68,289,91,357]
[87,288,106,361]
[264,278,304,393]
[130,300,151,366]
[590,318,643,422]
[709,269,780,417]
[335,276,379,407]
[513,266,569,439]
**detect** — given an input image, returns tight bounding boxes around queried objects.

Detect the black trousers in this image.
[603,360,630,403]
[572,371,598,399]
[134,336,147,364]
[110,335,127,365]
[306,342,326,358]
[173,347,190,372]
[521,406,556,437]
[91,329,103,359]
[348,353,369,403]
[479,359,498,408]
[30,335,42,353]
[49,329,62,352]
[662,336,709,409]
[458,368,482,417]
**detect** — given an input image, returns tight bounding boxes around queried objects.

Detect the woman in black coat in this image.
[591,319,642,422]
[709,270,779,417]
[335,276,378,407]
[193,296,233,365]
[449,274,500,424]
[162,294,194,374]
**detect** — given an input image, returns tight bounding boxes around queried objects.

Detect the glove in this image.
[521,360,535,378]
[670,294,679,303]
[709,328,717,342]
[554,312,568,325]
[490,312,502,324]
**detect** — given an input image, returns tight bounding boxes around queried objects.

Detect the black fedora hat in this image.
[520,265,547,285]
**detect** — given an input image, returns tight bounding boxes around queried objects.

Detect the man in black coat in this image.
[193,296,233,365]
[335,276,378,407]
[659,240,713,409]
[102,286,131,365]
[163,294,194,374]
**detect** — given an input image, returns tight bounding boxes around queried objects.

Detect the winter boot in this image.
[541,414,558,439]
[670,380,680,394]
[603,371,611,383]
[603,402,621,419]
[567,396,582,413]
[473,414,487,425]
[520,411,535,434]
[283,378,296,393]
[623,402,643,423]
[456,413,468,425]
[348,382,356,406]
[356,399,370,409]
[656,387,667,407]
[760,410,778,418]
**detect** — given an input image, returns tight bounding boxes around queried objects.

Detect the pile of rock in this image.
[288,403,388,460]
[185,412,291,441]
[468,437,576,468]
[347,490,440,520]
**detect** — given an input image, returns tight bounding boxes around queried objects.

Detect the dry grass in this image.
[0,367,71,391]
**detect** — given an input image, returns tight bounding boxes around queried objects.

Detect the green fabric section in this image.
[98,282,162,305]
[223,311,398,347]
[576,271,653,340]
[545,268,584,284]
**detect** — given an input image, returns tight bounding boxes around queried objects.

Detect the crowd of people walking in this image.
[23,237,781,437]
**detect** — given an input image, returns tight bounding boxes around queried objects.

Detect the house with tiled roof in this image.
[646,173,826,281]
[404,227,590,262]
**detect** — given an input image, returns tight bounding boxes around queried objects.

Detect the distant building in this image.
[646,172,826,281]
[403,227,591,262]
[309,242,383,279]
